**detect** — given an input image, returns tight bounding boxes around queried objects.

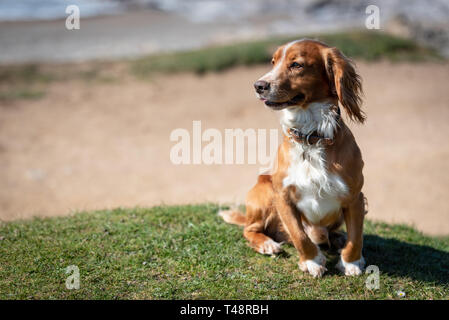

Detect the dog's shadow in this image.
[274,234,449,284]
[316,234,449,284]
[360,234,449,285]
[268,232,448,284]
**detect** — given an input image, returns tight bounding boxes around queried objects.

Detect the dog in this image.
[219,39,367,277]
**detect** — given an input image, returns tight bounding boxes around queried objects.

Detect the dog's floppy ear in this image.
[323,47,365,123]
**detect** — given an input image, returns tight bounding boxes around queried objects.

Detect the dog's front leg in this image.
[274,188,327,278]
[337,192,366,276]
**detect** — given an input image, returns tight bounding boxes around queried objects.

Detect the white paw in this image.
[257,239,283,255]
[336,256,365,276]
[298,249,327,278]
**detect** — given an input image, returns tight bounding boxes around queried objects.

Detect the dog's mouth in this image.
[259,93,305,110]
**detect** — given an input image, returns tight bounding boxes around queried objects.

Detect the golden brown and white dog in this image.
[219,39,367,277]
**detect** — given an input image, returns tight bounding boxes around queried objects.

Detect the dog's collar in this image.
[287,106,341,146]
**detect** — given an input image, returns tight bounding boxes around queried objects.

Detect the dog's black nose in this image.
[254,80,270,94]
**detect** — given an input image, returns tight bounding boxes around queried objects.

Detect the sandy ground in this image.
[1,62,449,235]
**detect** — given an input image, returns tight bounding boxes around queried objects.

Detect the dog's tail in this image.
[218,209,246,227]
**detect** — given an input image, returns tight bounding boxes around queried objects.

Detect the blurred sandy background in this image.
[1,0,449,235]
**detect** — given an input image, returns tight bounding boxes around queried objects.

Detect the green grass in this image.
[0,31,442,102]
[0,204,448,300]
[0,31,442,88]
[0,64,54,85]
[0,64,51,102]
[131,31,442,76]
[0,87,45,102]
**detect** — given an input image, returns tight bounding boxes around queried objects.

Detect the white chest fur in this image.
[280,102,348,225]
[282,144,348,224]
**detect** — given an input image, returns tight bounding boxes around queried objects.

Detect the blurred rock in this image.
[386,14,449,57]
[1,0,449,62]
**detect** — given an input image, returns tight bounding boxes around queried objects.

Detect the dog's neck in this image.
[280,101,340,140]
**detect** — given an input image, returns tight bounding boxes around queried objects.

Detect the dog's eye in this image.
[289,62,303,69]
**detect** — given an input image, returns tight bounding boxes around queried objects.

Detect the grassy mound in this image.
[0,204,448,299]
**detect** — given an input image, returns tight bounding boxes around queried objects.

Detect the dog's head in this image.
[254,39,365,123]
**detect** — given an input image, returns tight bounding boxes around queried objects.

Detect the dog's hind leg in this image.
[220,206,282,255]
[327,211,346,251]
[244,175,283,255]
[219,175,283,255]
[243,212,283,255]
